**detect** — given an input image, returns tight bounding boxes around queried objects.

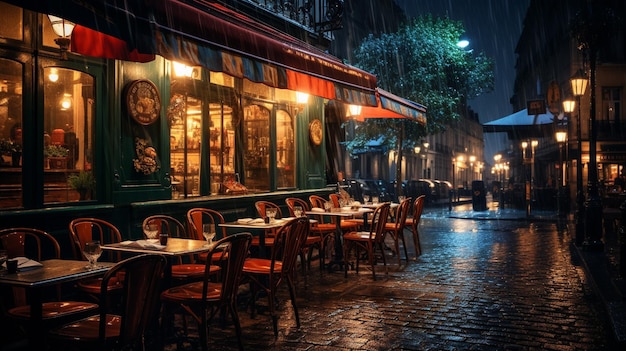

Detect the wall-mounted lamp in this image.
[172,61,201,79]
[296,91,309,104]
[48,68,59,82]
[347,104,362,118]
[48,15,75,60]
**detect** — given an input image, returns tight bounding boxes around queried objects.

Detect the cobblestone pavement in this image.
[164,206,618,350]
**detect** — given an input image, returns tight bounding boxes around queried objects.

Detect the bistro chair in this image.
[161,232,253,351]
[285,197,325,280]
[68,218,124,301]
[0,228,98,325]
[186,207,228,263]
[404,195,426,257]
[142,215,218,283]
[242,217,310,337]
[311,194,359,233]
[251,200,284,250]
[342,203,391,280]
[48,254,167,351]
[329,193,363,230]
[382,197,412,265]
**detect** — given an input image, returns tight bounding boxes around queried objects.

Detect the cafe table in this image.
[101,237,209,288]
[220,217,296,257]
[305,207,373,270]
[0,259,115,348]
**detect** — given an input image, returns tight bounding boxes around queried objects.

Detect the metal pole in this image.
[575,95,585,246]
[584,41,604,251]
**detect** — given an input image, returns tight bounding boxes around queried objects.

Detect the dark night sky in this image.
[395,0,530,161]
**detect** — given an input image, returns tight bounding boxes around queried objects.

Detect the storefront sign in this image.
[126,79,161,125]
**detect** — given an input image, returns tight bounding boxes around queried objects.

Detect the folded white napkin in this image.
[120,240,166,250]
[311,207,325,212]
[341,206,352,211]
[237,218,253,224]
[248,218,266,224]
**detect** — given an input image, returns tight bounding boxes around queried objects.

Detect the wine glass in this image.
[0,250,8,275]
[143,222,159,241]
[83,240,102,270]
[293,206,303,217]
[266,208,277,223]
[202,223,216,246]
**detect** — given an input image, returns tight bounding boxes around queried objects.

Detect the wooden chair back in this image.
[254,201,283,220]
[186,208,227,241]
[69,218,122,262]
[142,214,188,239]
[285,197,310,215]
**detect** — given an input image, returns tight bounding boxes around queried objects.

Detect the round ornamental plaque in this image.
[126,79,161,125]
[309,119,323,146]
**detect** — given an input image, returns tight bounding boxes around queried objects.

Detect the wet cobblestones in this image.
[165,211,618,350]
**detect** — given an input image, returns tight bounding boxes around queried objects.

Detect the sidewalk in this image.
[447,198,626,345]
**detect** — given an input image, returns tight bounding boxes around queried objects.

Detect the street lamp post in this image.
[531,140,538,210]
[556,130,568,217]
[572,0,608,251]
[563,96,576,216]
[570,69,588,246]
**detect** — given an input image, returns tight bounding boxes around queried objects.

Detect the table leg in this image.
[26,289,44,348]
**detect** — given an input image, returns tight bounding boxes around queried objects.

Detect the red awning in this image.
[354,89,427,125]
[13,0,377,103]
[147,1,377,103]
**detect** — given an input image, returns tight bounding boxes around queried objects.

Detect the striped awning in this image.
[10,0,377,104]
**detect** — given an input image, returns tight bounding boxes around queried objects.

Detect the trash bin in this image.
[472,180,487,211]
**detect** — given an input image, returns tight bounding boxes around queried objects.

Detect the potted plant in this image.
[0,139,22,166]
[68,171,95,200]
[44,145,69,169]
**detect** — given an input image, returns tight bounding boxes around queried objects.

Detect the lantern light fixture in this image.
[47,15,75,60]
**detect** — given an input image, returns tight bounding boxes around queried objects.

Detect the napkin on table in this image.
[9,257,43,271]
[310,207,325,212]
[120,240,166,250]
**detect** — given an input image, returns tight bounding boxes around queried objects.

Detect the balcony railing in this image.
[240,0,344,33]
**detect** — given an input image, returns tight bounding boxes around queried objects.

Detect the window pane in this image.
[276,109,295,188]
[170,94,202,198]
[0,3,22,40]
[0,58,23,208]
[209,102,235,194]
[43,67,95,203]
[243,103,270,192]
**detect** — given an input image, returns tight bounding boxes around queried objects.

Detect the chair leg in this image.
[229,303,244,351]
[412,225,421,256]
[286,276,301,329]
[400,228,410,262]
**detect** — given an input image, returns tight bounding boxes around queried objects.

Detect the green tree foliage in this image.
[348,15,494,152]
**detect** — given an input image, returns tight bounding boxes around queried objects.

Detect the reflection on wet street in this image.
[165,206,616,350]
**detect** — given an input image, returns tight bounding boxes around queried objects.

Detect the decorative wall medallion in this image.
[126,79,161,125]
[309,119,323,146]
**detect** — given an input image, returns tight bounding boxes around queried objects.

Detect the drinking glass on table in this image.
[83,240,102,270]
[0,250,8,275]
[293,206,303,217]
[143,223,159,241]
[371,196,379,204]
[202,223,216,246]
[266,208,277,223]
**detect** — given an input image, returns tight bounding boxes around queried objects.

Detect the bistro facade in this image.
[0,1,425,243]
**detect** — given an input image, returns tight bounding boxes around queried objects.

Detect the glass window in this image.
[0,3,22,41]
[276,109,295,189]
[43,67,95,203]
[170,94,202,198]
[243,102,271,192]
[209,102,235,194]
[0,58,23,209]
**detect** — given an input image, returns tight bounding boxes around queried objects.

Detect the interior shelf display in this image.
[209,102,235,194]
[243,103,271,192]
[170,95,202,198]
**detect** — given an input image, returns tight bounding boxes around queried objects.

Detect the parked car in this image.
[433,180,453,200]
[403,179,436,204]
[343,179,393,203]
